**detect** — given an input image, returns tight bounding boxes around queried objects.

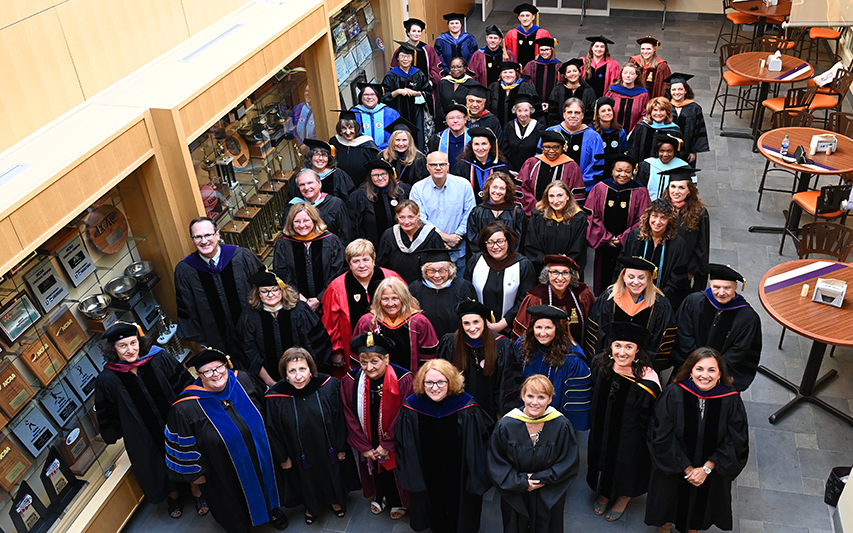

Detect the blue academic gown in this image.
[545,124,605,191]
[434,32,479,69]
[353,104,400,150]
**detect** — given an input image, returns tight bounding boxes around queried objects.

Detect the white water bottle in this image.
[781,135,790,157]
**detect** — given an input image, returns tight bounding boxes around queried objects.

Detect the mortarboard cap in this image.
[468,127,497,142]
[660,166,700,183]
[527,305,569,322]
[637,36,661,48]
[663,72,695,85]
[356,81,385,98]
[455,300,493,321]
[514,3,539,15]
[420,248,455,264]
[539,130,568,145]
[606,322,650,345]
[586,35,615,45]
[364,158,394,173]
[485,25,503,37]
[542,255,580,271]
[384,116,420,136]
[535,37,557,48]
[404,18,426,31]
[350,332,396,356]
[501,61,521,72]
[463,81,489,100]
[102,321,144,344]
[620,256,658,279]
[331,109,358,122]
[708,264,744,283]
[303,138,331,152]
[559,58,584,74]
[185,348,230,371]
[443,13,465,22]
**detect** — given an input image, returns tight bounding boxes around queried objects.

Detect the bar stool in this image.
[756,110,814,211]
[760,86,818,136]
[804,28,842,66]
[714,0,758,53]
[710,43,758,128]
[779,181,853,255]
[808,69,852,127]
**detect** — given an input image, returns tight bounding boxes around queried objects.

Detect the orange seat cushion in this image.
[762,97,807,113]
[766,15,787,24]
[793,191,844,218]
[806,79,833,93]
[810,28,841,39]
[724,71,756,87]
[727,13,758,24]
[809,93,840,109]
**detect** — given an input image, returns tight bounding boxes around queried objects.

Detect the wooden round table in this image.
[758,259,853,426]
[723,52,813,149]
[731,0,792,39]
[751,127,853,233]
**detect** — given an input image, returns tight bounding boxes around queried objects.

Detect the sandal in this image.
[333,505,346,518]
[304,511,314,525]
[593,498,607,516]
[370,499,386,515]
[194,495,209,516]
[604,508,624,522]
[167,496,182,519]
[390,506,406,520]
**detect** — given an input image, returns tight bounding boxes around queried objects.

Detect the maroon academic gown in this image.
[392,42,443,87]
[518,154,585,216]
[522,59,563,103]
[629,55,672,100]
[470,48,518,86]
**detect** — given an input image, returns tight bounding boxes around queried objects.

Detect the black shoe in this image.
[270,508,289,530]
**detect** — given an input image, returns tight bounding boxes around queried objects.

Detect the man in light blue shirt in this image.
[410,151,476,268]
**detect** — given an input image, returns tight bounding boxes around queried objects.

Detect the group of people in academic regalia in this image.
[95,5,762,533]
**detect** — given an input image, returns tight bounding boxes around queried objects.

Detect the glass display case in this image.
[330,0,386,108]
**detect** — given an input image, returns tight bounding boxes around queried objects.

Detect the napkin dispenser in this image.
[812,278,847,308]
[810,134,838,155]
[767,51,783,72]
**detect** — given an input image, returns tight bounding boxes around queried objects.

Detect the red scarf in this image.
[361,365,402,470]
[105,353,153,373]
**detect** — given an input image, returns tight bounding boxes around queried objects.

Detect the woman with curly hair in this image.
[329,110,380,185]
[587,322,660,522]
[290,139,356,202]
[350,159,410,248]
[626,97,682,165]
[661,167,710,293]
[516,305,591,430]
[581,36,621,99]
[380,119,430,185]
[450,127,511,202]
[525,181,589,274]
[466,172,526,256]
[353,277,439,371]
[619,198,689,309]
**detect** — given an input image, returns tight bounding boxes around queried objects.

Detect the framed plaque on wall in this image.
[0,437,31,492]
[0,361,36,418]
[45,307,88,361]
[65,355,98,401]
[18,336,65,387]
[0,293,42,346]
[11,407,57,458]
[23,259,69,315]
[39,381,81,427]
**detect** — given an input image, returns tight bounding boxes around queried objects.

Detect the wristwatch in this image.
[702,465,712,475]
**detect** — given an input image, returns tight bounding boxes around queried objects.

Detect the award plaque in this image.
[45,307,87,361]
[18,336,65,387]
[38,229,96,288]
[39,382,80,427]
[11,407,56,457]
[131,291,160,330]
[0,293,42,346]
[40,447,82,511]
[58,424,95,475]
[9,481,48,533]
[85,342,106,372]
[0,438,31,492]
[0,361,36,418]
[65,355,98,401]
[23,259,69,315]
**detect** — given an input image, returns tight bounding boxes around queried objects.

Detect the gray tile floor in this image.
[123,7,853,533]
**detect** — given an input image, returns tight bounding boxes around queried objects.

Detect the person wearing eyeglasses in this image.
[174,216,264,356]
[435,57,473,127]
[544,98,605,191]
[95,322,196,519]
[236,271,332,387]
[466,172,526,257]
[518,130,584,216]
[165,348,288,532]
[396,359,493,533]
[587,322,660,523]
[524,181,589,275]
[465,222,536,337]
[487,374,579,533]
[408,248,478,340]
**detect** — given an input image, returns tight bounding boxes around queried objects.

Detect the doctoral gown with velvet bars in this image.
[547,84,597,126]
[586,362,660,501]
[618,229,690,310]
[175,245,265,356]
[544,124,605,191]
[264,375,361,514]
[626,121,683,164]
[581,57,622,99]
[165,371,276,533]
[95,346,194,503]
[629,55,672,100]
[673,101,710,161]
[282,194,354,243]
[287,168,356,205]
[470,47,519,86]
[604,84,649,133]
[488,80,540,126]
[353,103,401,150]
[645,384,749,532]
[676,207,710,291]
[390,42,444,87]
[520,342,592,431]
[518,156,585,215]
[500,118,546,172]
[396,393,493,533]
[353,312,439,372]
[487,410,579,533]
[348,185,411,249]
[236,301,333,380]
[504,26,552,68]
[523,58,563,104]
[433,32,480,68]
[434,79,471,127]
[408,277,479,340]
[466,202,527,257]
[451,158,513,204]
[525,210,589,274]
[376,225,445,284]
[272,232,347,300]
[382,151,430,185]
[329,135,379,186]
[381,67,433,150]
[437,332,522,418]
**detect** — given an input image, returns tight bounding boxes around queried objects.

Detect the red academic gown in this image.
[353,312,439,371]
[518,154,585,215]
[580,57,622,99]
[628,55,672,100]
[504,26,552,68]
[391,42,443,87]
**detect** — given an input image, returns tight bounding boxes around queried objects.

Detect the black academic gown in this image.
[381,67,433,150]
[95,347,194,503]
[236,301,333,379]
[547,84,597,126]
[626,122,684,164]
[585,289,675,366]
[465,253,538,332]
[619,229,690,310]
[383,152,430,185]
[488,80,540,125]
[435,79,471,127]
[470,111,504,140]
[396,393,493,533]
[645,384,749,532]
[500,118,546,172]
[524,210,589,274]
[377,225,445,284]
[587,361,660,501]
[272,232,347,299]
[451,158,513,202]
[165,371,278,533]
[676,207,710,291]
[282,195,353,243]
[348,185,411,249]
[673,102,710,164]
[466,203,527,257]
[329,135,380,186]
[265,375,361,514]
[408,277,479,340]
[175,245,264,355]
[437,332,521,418]
[487,410,579,533]
[670,291,763,392]
[288,168,356,205]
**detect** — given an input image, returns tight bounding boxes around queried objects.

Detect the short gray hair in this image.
[296,169,321,185]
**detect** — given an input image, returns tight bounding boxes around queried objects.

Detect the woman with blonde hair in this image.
[380,122,430,185]
[626,96,683,165]
[377,199,445,283]
[236,270,332,386]
[396,359,493,533]
[273,202,346,312]
[353,277,438,371]
[585,256,675,369]
[525,181,589,274]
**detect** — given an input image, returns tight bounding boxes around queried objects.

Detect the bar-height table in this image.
[731,0,791,40]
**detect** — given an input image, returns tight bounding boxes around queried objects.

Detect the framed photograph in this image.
[0,293,42,346]
[333,22,348,52]
[362,3,375,25]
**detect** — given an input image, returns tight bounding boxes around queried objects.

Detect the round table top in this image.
[759,259,853,347]
[731,0,792,18]
[757,127,853,175]
[727,52,813,83]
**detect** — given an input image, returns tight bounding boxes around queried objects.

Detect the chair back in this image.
[756,36,794,53]
[783,86,818,110]
[827,112,853,137]
[719,43,753,73]
[815,183,852,214]
[770,109,814,129]
[826,68,853,98]
[722,0,734,12]
[799,222,853,261]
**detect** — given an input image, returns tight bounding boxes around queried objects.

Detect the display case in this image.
[188,60,313,260]
[330,0,386,108]
[0,185,178,532]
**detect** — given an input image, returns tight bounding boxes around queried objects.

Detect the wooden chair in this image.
[756,110,814,211]
[710,43,758,129]
[778,222,853,349]
[828,111,853,138]
[761,87,818,135]
[779,181,853,255]
[714,0,759,53]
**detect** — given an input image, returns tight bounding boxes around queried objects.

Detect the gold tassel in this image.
[536,12,540,26]
[502,41,508,61]
[135,323,145,337]
[226,354,233,370]
[653,267,659,280]
[742,279,746,291]
[367,331,375,347]
[490,311,496,323]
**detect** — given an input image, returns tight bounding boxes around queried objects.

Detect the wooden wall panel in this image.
[0,0,55,29]
[54,0,189,98]
[0,9,84,152]
[261,6,327,73]
[0,218,23,272]
[180,0,250,36]
[8,121,152,251]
